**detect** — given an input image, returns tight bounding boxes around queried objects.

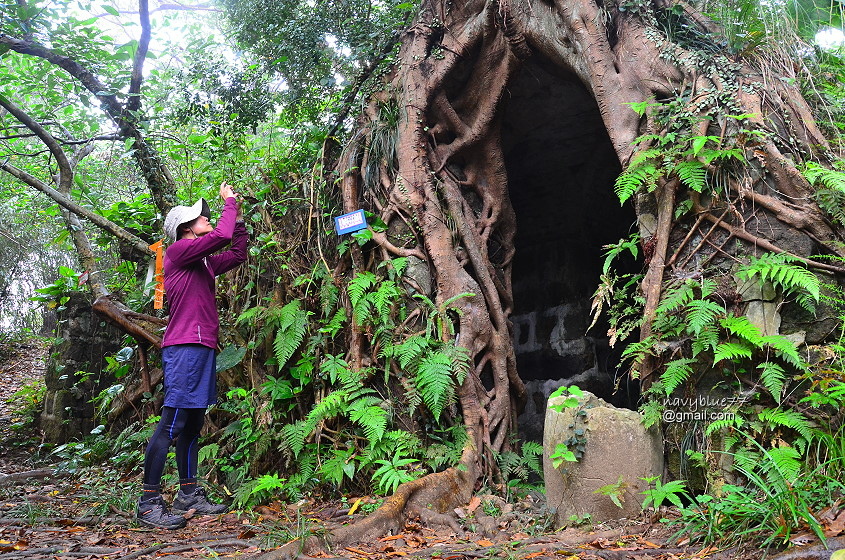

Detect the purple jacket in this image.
[162,197,248,349]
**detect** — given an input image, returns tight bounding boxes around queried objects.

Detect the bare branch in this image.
[127,0,152,114]
[0,160,153,257]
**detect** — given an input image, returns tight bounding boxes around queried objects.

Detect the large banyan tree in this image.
[306,0,845,547]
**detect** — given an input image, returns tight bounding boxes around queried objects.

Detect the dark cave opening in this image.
[501,58,641,443]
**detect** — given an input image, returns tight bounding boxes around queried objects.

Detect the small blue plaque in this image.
[335,209,367,235]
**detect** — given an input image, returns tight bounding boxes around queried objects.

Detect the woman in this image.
[136,182,248,530]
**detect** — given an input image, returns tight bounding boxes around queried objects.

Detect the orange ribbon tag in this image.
[149,240,164,309]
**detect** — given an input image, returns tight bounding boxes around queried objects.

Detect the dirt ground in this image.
[0,341,764,560]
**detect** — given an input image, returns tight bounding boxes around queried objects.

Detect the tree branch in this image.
[0,160,153,257]
[127,0,151,114]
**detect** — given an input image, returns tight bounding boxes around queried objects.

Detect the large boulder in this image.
[543,390,663,525]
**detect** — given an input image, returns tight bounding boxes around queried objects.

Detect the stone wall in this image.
[40,291,121,443]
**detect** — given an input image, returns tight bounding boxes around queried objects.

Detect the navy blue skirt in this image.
[162,344,217,408]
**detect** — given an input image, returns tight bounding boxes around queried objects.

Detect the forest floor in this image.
[0,340,765,560]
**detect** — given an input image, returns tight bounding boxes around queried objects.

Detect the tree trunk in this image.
[306,0,845,550]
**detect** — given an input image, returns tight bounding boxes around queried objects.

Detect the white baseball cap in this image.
[163,198,210,241]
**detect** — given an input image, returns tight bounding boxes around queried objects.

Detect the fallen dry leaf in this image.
[467,496,481,512]
[378,534,407,542]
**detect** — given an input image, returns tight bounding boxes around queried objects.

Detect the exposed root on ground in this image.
[257,450,480,560]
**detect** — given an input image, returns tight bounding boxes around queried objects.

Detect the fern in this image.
[348,271,378,309]
[686,299,724,336]
[520,441,544,477]
[760,445,802,484]
[273,310,307,367]
[705,414,745,436]
[738,253,820,313]
[372,454,418,494]
[306,390,348,427]
[282,420,311,457]
[388,335,429,370]
[441,344,471,384]
[720,315,763,346]
[373,279,401,324]
[621,336,658,377]
[674,160,708,192]
[615,163,659,204]
[692,323,720,356]
[661,358,697,395]
[757,362,787,403]
[416,351,454,421]
[757,408,814,441]
[656,279,698,315]
[760,334,806,371]
[713,341,753,363]
[348,400,388,445]
[320,276,339,315]
[803,161,845,191]
[321,354,351,385]
[320,448,356,487]
[319,308,347,339]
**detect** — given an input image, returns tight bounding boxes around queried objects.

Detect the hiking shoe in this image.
[171,487,228,515]
[136,496,187,530]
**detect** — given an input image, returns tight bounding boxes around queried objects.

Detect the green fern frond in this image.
[699,277,717,299]
[319,308,346,339]
[320,448,356,487]
[814,187,845,227]
[348,271,378,307]
[661,358,697,395]
[757,361,786,403]
[352,297,374,327]
[713,341,753,363]
[757,408,813,441]
[720,315,764,346]
[692,323,720,356]
[760,334,806,371]
[320,354,351,385]
[282,420,311,457]
[615,163,659,204]
[738,253,820,311]
[393,335,429,370]
[306,390,348,426]
[349,402,388,445]
[699,147,744,164]
[235,305,262,326]
[686,299,724,335]
[705,414,744,436]
[762,445,802,484]
[656,280,697,315]
[442,343,472,384]
[674,160,708,192]
[416,351,455,421]
[320,279,339,316]
[272,301,309,367]
[373,280,401,323]
[803,161,845,191]
[372,454,418,495]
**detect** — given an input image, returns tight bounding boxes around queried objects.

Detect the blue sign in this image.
[335,209,367,235]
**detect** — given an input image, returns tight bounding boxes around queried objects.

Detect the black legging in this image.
[143,406,206,485]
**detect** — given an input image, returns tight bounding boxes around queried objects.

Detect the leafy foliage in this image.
[614,106,746,205]
[737,252,820,314]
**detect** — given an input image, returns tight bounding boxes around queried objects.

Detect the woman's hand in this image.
[219,182,237,200]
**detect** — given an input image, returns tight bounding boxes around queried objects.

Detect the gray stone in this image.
[404,256,432,296]
[745,300,781,336]
[543,391,663,525]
